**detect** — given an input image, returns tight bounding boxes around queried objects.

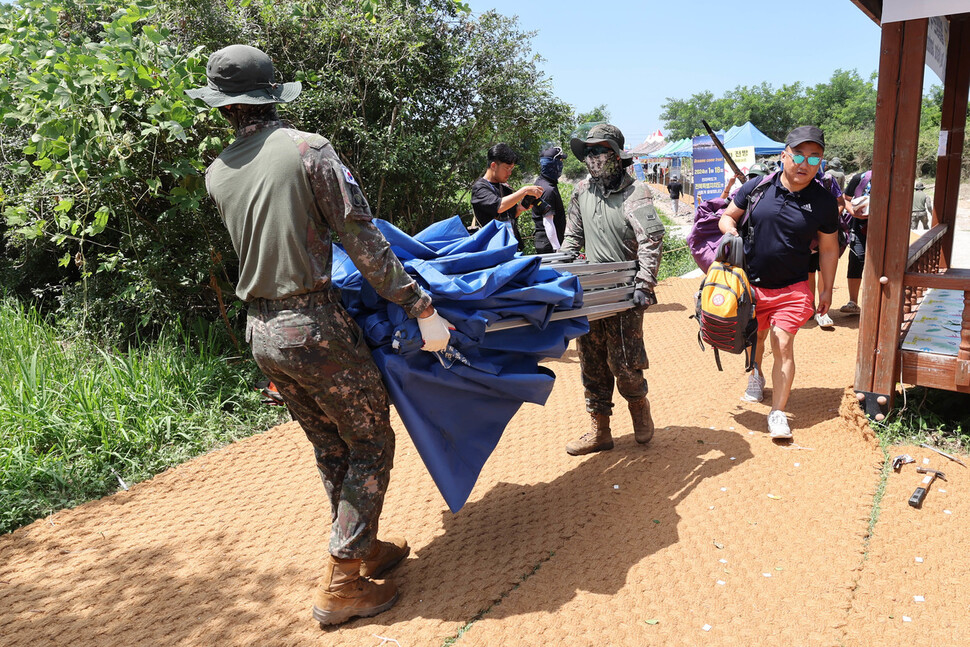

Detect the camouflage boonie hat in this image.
[570,123,634,167]
[186,44,302,107]
[747,162,769,178]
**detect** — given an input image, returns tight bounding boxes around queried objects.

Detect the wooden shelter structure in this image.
[850,1,970,419]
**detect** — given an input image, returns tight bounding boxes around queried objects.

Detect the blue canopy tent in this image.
[332,217,588,512]
[722,121,785,155]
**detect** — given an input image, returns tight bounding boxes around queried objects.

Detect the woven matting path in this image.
[2,263,968,646]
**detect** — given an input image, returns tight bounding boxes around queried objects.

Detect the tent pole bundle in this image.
[485,257,636,332]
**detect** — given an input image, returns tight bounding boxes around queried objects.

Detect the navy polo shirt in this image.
[732,173,839,289]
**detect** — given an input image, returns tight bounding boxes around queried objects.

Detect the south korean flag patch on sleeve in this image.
[341,165,359,186]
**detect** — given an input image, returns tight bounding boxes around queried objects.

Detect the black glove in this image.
[632,288,656,310]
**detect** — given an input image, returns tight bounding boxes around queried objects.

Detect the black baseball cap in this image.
[785,126,825,150]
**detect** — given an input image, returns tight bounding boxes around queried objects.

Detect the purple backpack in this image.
[687,172,777,273]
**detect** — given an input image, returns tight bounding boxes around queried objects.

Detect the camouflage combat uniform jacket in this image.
[206,119,429,559]
[560,173,666,415]
[560,173,665,291]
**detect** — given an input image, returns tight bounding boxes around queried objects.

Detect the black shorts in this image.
[847,230,867,279]
[808,252,819,273]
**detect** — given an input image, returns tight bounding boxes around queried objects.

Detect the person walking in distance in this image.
[667,174,683,216]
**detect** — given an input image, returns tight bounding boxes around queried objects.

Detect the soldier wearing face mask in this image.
[560,124,666,456]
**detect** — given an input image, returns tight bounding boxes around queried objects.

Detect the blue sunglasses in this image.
[789,153,822,166]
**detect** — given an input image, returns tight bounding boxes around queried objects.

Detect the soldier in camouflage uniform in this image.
[187,45,453,627]
[561,124,666,456]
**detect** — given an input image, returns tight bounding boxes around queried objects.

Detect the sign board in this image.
[926,16,949,82]
[725,146,755,183]
[692,137,725,208]
[882,0,965,23]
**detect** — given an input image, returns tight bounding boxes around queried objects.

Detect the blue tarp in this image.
[332,216,589,512]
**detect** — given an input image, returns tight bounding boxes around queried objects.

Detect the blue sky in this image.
[473,0,903,146]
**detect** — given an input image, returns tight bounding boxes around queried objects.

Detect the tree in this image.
[0,0,573,338]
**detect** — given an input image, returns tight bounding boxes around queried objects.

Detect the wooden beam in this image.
[904,269,970,289]
[906,223,948,265]
[934,15,970,270]
[901,351,970,393]
[855,19,928,405]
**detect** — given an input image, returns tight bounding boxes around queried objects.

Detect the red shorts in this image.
[753,281,815,334]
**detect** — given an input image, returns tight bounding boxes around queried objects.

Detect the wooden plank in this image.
[935,16,970,270]
[868,18,929,403]
[904,270,970,289]
[855,19,928,396]
[900,350,970,393]
[906,223,948,266]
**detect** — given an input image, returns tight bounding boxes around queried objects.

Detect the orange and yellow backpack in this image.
[692,234,759,372]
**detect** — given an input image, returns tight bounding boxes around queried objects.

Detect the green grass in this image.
[871,386,970,454]
[0,298,288,535]
[657,210,698,280]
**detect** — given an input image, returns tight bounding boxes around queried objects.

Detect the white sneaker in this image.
[840,301,861,315]
[768,410,792,439]
[815,312,834,328]
[741,370,766,402]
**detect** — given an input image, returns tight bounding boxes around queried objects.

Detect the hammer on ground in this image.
[908,467,946,508]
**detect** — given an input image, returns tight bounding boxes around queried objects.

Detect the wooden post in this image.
[934,16,970,270]
[854,18,927,415]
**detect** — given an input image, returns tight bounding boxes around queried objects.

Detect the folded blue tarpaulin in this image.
[332,216,588,512]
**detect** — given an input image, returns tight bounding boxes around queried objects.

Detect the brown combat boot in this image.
[312,556,399,627]
[565,413,613,456]
[360,536,410,579]
[629,396,655,445]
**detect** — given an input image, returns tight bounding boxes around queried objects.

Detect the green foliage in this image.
[874,386,970,455]
[0,0,229,338]
[658,70,965,179]
[661,70,877,144]
[0,297,287,535]
[655,211,695,280]
[0,0,574,338]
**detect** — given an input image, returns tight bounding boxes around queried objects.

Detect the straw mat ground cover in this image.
[1,260,967,646]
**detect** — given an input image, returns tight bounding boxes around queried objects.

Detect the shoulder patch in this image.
[341,165,359,187]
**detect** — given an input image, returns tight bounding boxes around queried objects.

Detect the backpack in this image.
[691,235,759,372]
[814,173,852,256]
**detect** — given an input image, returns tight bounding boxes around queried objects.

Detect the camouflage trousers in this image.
[247,290,393,559]
[577,308,649,416]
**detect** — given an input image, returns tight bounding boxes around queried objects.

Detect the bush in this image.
[0,0,573,340]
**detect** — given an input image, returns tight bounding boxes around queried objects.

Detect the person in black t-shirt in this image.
[718,126,840,442]
[470,143,543,251]
[666,175,683,216]
[531,145,567,253]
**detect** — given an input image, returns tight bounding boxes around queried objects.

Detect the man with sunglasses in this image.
[718,126,840,440]
[470,143,544,251]
[560,124,666,456]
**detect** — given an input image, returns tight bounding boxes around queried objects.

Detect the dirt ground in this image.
[1,258,968,647]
